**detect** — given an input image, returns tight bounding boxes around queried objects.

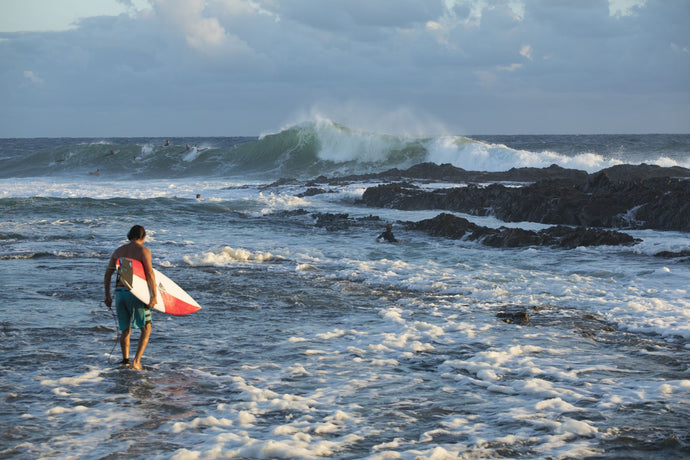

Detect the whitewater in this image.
[1,122,689,459]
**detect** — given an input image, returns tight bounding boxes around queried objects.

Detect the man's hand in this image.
[104,294,112,309]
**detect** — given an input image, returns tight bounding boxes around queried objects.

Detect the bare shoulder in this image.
[111,242,148,262]
[140,245,152,262]
[110,244,126,260]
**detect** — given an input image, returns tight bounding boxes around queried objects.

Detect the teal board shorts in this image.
[115,288,152,331]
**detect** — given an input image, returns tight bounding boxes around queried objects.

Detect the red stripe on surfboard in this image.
[117,257,146,279]
[160,291,201,315]
[130,258,146,279]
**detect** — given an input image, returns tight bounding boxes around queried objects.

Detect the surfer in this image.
[104,225,157,370]
[376,223,398,243]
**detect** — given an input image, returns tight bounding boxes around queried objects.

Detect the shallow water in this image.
[1,133,689,458]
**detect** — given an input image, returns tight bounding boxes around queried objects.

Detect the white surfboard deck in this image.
[116,258,201,315]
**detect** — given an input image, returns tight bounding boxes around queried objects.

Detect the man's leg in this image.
[120,327,131,366]
[131,323,151,370]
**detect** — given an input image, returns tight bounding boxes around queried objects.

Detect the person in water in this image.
[104,225,157,370]
[376,223,398,243]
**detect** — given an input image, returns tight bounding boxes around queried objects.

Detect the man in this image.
[376,223,398,243]
[104,225,157,370]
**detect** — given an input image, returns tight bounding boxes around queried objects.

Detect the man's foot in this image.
[131,360,143,370]
[120,358,130,367]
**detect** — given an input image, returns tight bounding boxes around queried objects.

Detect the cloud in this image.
[519,44,532,60]
[0,0,688,136]
[150,0,250,54]
[23,70,44,85]
[609,0,646,17]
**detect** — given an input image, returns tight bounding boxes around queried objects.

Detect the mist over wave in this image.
[1,120,688,179]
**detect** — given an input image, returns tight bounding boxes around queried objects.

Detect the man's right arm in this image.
[104,254,116,308]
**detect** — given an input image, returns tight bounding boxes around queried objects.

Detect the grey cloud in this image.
[0,0,688,136]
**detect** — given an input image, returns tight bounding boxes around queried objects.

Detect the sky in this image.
[0,0,688,137]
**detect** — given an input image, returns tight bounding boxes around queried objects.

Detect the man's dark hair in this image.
[127,225,146,241]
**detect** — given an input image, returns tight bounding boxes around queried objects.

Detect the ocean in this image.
[1,120,689,459]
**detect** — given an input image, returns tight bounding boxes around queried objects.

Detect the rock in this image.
[361,166,690,232]
[312,213,351,231]
[404,213,479,239]
[540,226,639,248]
[405,213,639,248]
[596,164,690,182]
[360,182,423,209]
[342,162,590,184]
[476,227,543,248]
[262,177,300,188]
[654,250,690,262]
[497,311,530,325]
[298,187,328,197]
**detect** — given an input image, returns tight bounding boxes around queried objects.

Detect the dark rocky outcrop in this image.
[653,249,690,263]
[306,162,690,187]
[361,166,690,232]
[310,212,382,232]
[404,213,639,248]
[268,210,638,249]
[297,187,329,197]
[312,163,590,185]
[313,212,352,231]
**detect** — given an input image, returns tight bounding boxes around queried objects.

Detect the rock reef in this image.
[265,162,689,250]
[404,213,639,249]
[359,164,690,232]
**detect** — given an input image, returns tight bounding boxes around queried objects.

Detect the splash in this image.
[425,136,623,172]
[183,246,284,266]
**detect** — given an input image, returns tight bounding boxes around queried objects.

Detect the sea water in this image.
[1,123,689,459]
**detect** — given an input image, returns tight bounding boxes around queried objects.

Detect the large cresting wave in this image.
[1,120,688,179]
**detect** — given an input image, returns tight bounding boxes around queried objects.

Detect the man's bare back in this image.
[108,242,152,288]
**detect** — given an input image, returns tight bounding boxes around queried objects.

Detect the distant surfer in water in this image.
[376,223,398,243]
[104,225,157,370]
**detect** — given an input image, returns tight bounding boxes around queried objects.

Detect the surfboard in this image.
[116,258,201,315]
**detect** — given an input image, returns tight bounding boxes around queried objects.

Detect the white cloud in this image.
[671,43,689,54]
[608,0,646,17]
[150,0,252,54]
[23,70,44,85]
[498,63,522,72]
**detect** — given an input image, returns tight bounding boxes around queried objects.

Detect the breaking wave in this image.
[1,119,688,179]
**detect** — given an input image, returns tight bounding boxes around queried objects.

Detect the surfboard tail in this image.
[159,291,202,315]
